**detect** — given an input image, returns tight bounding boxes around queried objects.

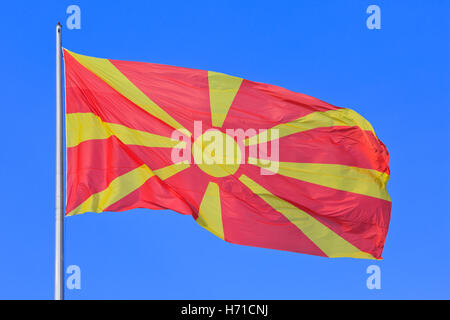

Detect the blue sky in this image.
[0,0,449,299]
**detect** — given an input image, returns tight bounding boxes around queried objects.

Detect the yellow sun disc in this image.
[192,130,241,177]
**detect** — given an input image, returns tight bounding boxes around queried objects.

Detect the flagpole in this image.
[55,21,64,300]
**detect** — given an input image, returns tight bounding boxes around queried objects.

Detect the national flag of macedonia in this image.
[64,49,391,259]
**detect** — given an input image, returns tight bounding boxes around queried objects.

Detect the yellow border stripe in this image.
[245,108,376,146]
[208,71,243,128]
[67,162,190,216]
[238,174,376,259]
[196,182,224,239]
[65,50,191,136]
[249,158,391,201]
[66,113,185,149]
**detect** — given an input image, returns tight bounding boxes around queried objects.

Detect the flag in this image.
[63,49,391,259]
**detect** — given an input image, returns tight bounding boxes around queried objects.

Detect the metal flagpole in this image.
[55,21,64,300]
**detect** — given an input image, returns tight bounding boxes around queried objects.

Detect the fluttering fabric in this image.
[64,49,391,259]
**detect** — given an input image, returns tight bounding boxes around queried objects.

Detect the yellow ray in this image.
[65,49,191,136]
[244,108,376,146]
[153,162,190,181]
[67,162,190,216]
[196,182,224,239]
[67,164,153,216]
[248,158,391,201]
[208,71,243,128]
[238,174,376,259]
[67,113,185,149]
